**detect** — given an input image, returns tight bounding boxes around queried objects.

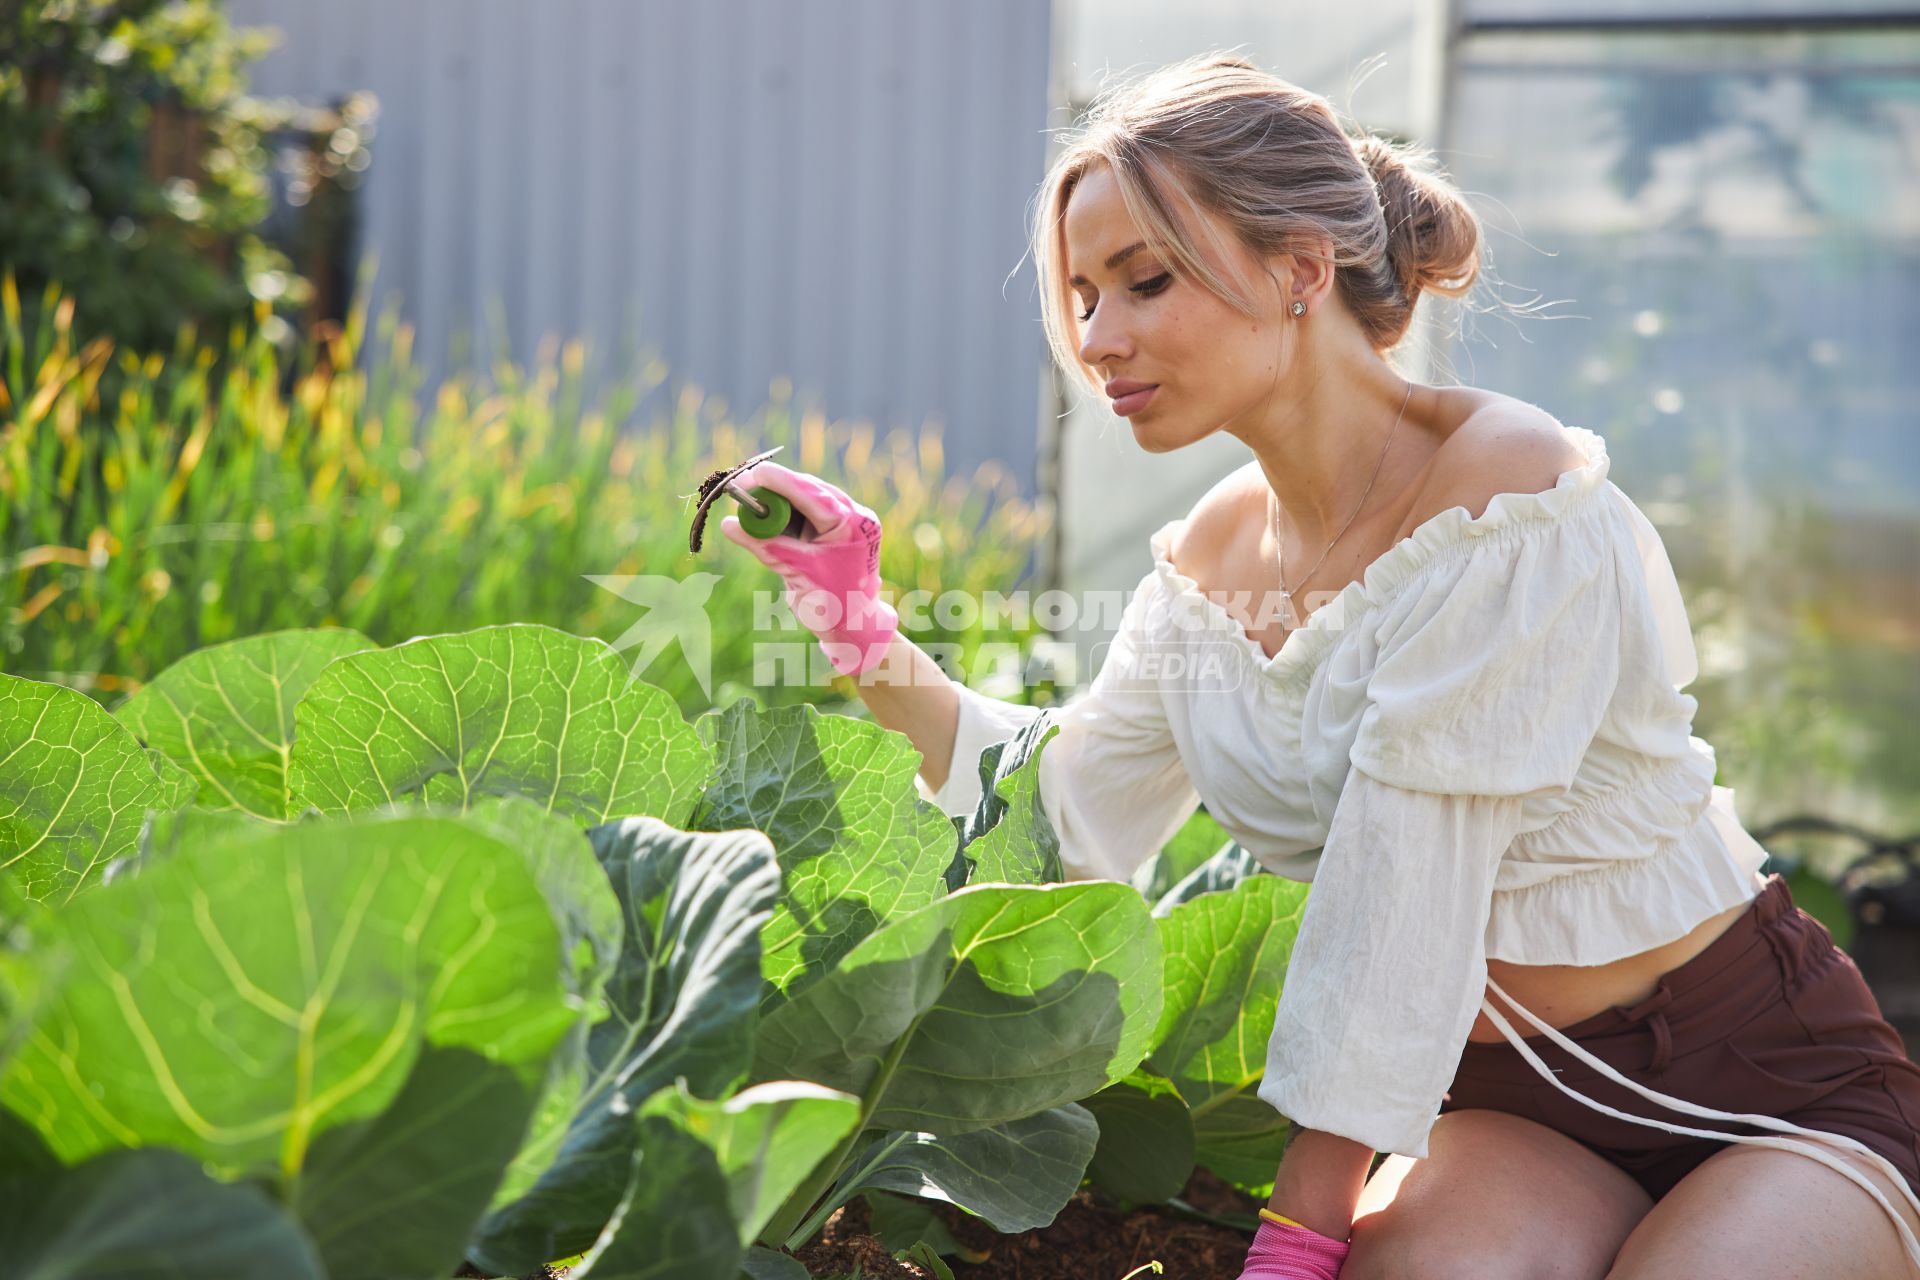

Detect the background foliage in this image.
[0,0,303,365]
[0,272,1053,723]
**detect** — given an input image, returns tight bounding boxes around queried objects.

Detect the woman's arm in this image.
[852,631,962,793]
[1267,1128,1375,1242]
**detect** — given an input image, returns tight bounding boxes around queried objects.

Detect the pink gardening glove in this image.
[718,460,900,677]
[1238,1213,1352,1280]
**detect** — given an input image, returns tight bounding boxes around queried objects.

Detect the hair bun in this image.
[1354,133,1401,183]
[1352,131,1479,304]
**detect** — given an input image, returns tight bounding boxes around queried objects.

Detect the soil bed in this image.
[453,1167,1262,1279]
[785,1166,1264,1279]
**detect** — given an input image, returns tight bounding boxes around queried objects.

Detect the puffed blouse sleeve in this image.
[920,566,1201,883]
[1256,503,1626,1157]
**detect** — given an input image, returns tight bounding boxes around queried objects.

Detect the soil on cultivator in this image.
[785,1165,1265,1279]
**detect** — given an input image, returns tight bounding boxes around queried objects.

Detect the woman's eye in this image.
[1078,273,1171,324]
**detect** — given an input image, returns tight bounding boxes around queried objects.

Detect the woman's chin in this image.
[1130,417,1183,453]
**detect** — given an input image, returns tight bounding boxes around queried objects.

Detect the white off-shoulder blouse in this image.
[913,425,1920,1207]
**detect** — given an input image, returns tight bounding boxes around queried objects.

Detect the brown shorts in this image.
[1442,872,1920,1202]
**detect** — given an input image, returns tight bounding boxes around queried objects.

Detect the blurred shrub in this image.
[0,0,302,365]
[0,271,1053,722]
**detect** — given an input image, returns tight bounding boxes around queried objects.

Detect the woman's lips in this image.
[1113,386,1158,416]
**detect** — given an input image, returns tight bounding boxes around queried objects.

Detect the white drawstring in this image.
[1481,975,1920,1269]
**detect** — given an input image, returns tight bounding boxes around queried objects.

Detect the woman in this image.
[721,54,1920,1279]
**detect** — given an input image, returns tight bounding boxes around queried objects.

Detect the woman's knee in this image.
[1341,1109,1654,1280]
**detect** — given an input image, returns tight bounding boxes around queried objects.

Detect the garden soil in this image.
[457,1166,1266,1279]
[785,1164,1266,1279]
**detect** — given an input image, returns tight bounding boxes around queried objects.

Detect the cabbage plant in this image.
[0,624,1310,1278]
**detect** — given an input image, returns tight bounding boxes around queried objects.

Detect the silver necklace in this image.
[1270,378,1414,626]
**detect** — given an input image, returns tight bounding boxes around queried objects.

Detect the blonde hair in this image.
[1033,52,1485,398]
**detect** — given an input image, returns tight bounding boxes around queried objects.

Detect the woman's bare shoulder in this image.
[1408,399,1586,526]
[1166,462,1265,576]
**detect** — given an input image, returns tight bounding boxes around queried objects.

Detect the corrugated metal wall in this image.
[228,0,1055,492]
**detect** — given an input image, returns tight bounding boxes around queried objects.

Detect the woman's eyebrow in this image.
[1068,242,1147,287]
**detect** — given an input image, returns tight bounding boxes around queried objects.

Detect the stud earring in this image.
[1290,300,1307,317]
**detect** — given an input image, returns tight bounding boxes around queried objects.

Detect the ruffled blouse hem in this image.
[1146,424,1614,687]
[1485,785,1770,966]
[1506,749,1715,863]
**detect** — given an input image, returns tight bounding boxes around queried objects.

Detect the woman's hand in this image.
[1237,1211,1353,1279]
[718,460,899,677]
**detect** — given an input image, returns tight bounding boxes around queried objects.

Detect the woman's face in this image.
[1063,162,1292,454]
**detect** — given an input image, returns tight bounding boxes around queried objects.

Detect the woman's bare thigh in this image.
[1343,1109,1655,1280]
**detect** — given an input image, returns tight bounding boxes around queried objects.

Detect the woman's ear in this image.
[1290,233,1339,310]
[1266,236,1338,316]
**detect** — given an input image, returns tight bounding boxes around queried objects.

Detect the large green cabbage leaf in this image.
[289,623,710,826]
[748,879,1162,1245]
[0,1147,326,1279]
[686,699,959,1006]
[0,810,578,1181]
[469,817,783,1275]
[114,628,378,821]
[0,674,199,902]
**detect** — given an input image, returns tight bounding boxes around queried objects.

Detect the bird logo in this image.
[586,571,722,699]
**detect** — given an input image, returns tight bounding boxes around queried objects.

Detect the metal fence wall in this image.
[228,0,1055,493]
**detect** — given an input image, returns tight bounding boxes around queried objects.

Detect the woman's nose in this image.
[1078,315,1128,368]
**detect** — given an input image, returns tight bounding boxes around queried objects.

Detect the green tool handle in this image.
[736,487,809,540]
